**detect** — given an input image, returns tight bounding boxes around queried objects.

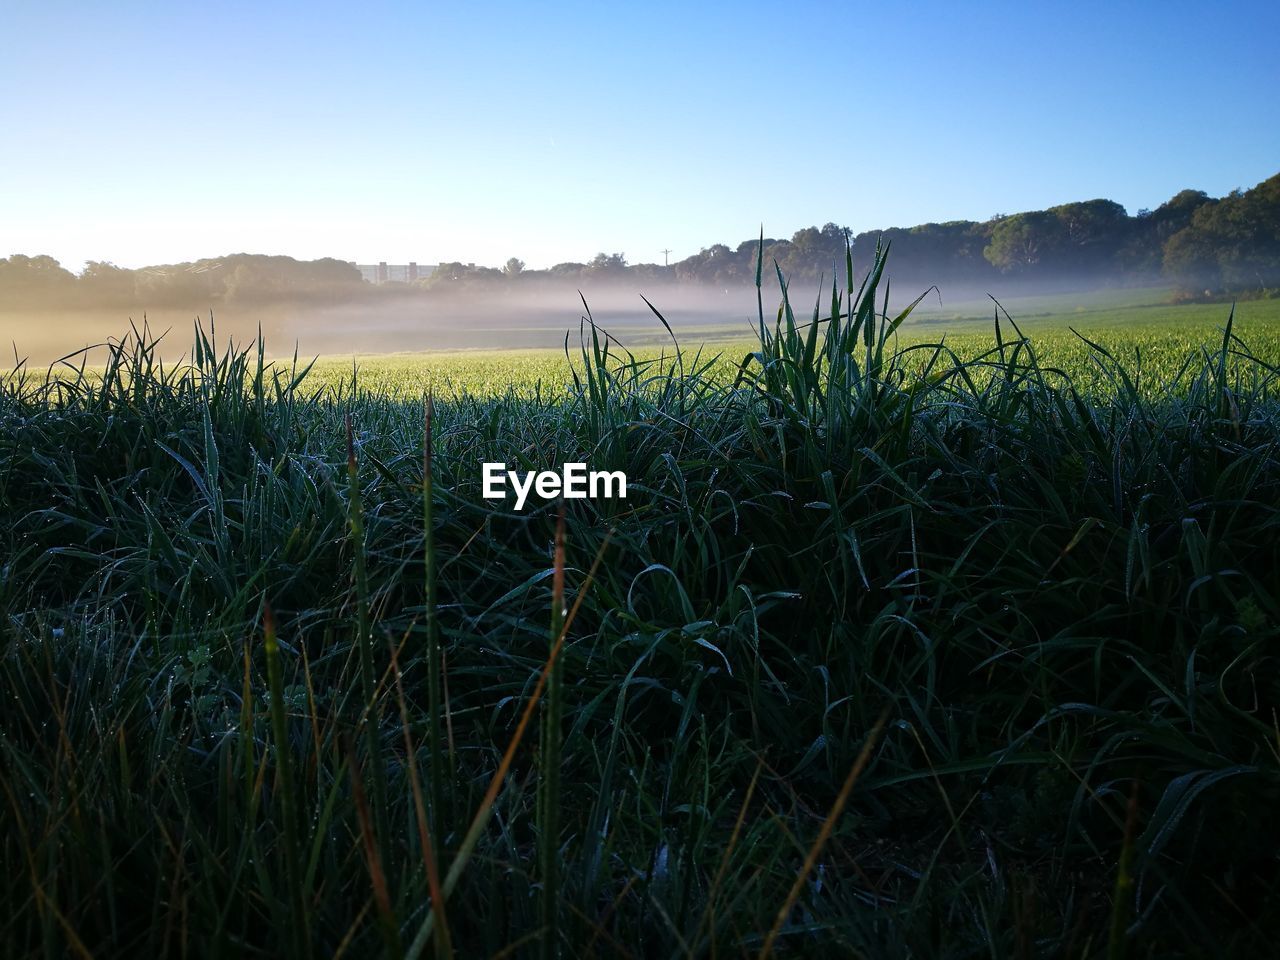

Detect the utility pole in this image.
[661,248,672,267]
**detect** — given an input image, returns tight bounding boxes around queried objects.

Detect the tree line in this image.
[3,171,1276,312]
[663,171,1278,298]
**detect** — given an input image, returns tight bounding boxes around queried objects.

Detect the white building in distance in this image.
[356,262,440,284]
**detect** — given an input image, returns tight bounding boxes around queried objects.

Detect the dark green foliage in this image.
[984,200,1130,275]
[2,248,1279,957]
[1164,173,1280,296]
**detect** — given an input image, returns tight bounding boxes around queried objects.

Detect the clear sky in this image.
[2,0,1277,272]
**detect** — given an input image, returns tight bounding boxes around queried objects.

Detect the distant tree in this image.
[0,254,78,307]
[861,220,995,284]
[79,260,137,303]
[1162,227,1221,292]
[307,258,364,286]
[981,201,1128,277]
[0,254,76,287]
[789,226,822,254]
[1050,200,1128,258]
[587,252,627,275]
[776,223,852,280]
[1164,174,1280,294]
[503,257,526,277]
[1159,189,1215,221]
[80,260,124,279]
[627,262,676,283]
[424,262,471,288]
[984,211,1058,272]
[1120,189,1215,275]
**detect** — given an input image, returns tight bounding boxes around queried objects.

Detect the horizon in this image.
[3,1,1278,272]
[7,167,1278,277]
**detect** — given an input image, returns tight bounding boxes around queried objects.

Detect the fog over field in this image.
[7,169,1278,363]
[1,275,1175,366]
[2,286,755,364]
[266,283,770,355]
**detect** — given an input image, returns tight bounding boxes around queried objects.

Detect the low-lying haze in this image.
[1,276,1171,367]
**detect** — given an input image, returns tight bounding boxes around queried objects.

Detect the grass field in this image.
[303,292,1280,399]
[3,248,1279,958]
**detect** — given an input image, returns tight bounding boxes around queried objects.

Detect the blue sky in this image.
[2,0,1277,271]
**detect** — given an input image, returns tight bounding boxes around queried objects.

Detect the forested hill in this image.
[678,171,1280,297]
[3,172,1277,312]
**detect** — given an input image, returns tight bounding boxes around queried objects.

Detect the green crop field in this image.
[3,250,1279,958]
[302,292,1280,400]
